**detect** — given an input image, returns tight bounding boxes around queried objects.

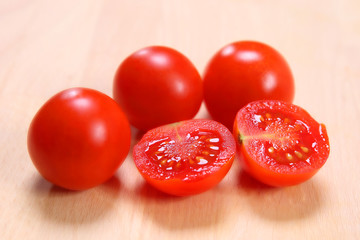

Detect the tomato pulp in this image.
[113,46,203,131]
[204,41,295,129]
[234,100,330,187]
[133,119,236,196]
[27,88,131,190]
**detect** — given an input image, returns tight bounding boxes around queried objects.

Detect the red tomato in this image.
[133,119,235,196]
[27,88,131,190]
[113,46,203,131]
[233,100,330,187]
[203,41,295,129]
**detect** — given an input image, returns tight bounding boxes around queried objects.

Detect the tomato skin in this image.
[238,143,318,186]
[133,119,235,196]
[233,100,330,187]
[113,46,203,131]
[27,88,131,190]
[204,41,295,129]
[140,162,233,196]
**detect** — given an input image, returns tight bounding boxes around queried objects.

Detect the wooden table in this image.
[1,0,359,239]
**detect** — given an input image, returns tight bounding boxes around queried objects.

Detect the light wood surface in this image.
[1,0,360,239]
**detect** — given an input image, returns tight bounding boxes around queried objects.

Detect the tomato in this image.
[113,46,203,131]
[133,119,235,196]
[233,100,330,187]
[203,41,295,129]
[27,88,131,190]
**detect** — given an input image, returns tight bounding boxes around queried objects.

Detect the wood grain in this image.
[1,0,360,239]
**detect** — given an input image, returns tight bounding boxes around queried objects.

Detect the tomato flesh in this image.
[134,119,235,196]
[145,130,223,178]
[234,100,330,187]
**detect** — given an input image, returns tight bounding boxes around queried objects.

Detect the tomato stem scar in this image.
[238,133,244,144]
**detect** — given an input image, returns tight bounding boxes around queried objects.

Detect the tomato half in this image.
[113,46,203,131]
[203,41,295,129]
[27,88,131,190]
[133,119,235,196]
[234,100,330,187]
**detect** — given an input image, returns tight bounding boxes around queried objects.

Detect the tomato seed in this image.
[268,147,275,153]
[207,138,220,143]
[286,153,293,160]
[301,146,309,153]
[197,158,208,165]
[208,145,219,151]
[294,150,303,158]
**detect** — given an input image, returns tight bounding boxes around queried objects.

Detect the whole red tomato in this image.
[27,88,131,190]
[113,46,203,131]
[203,41,295,129]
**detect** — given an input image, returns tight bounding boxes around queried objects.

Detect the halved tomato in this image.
[133,119,236,196]
[234,100,330,187]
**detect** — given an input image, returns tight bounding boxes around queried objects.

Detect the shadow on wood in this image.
[237,170,324,221]
[30,175,121,224]
[136,181,229,230]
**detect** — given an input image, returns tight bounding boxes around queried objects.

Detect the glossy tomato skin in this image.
[204,41,295,129]
[113,46,203,131]
[234,100,330,187]
[27,88,131,190]
[133,119,235,196]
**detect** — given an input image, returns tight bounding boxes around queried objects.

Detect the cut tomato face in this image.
[133,119,236,196]
[234,100,330,187]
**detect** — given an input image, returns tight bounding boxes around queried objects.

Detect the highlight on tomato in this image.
[203,41,295,129]
[133,119,236,196]
[234,100,330,187]
[113,46,203,132]
[27,88,131,190]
